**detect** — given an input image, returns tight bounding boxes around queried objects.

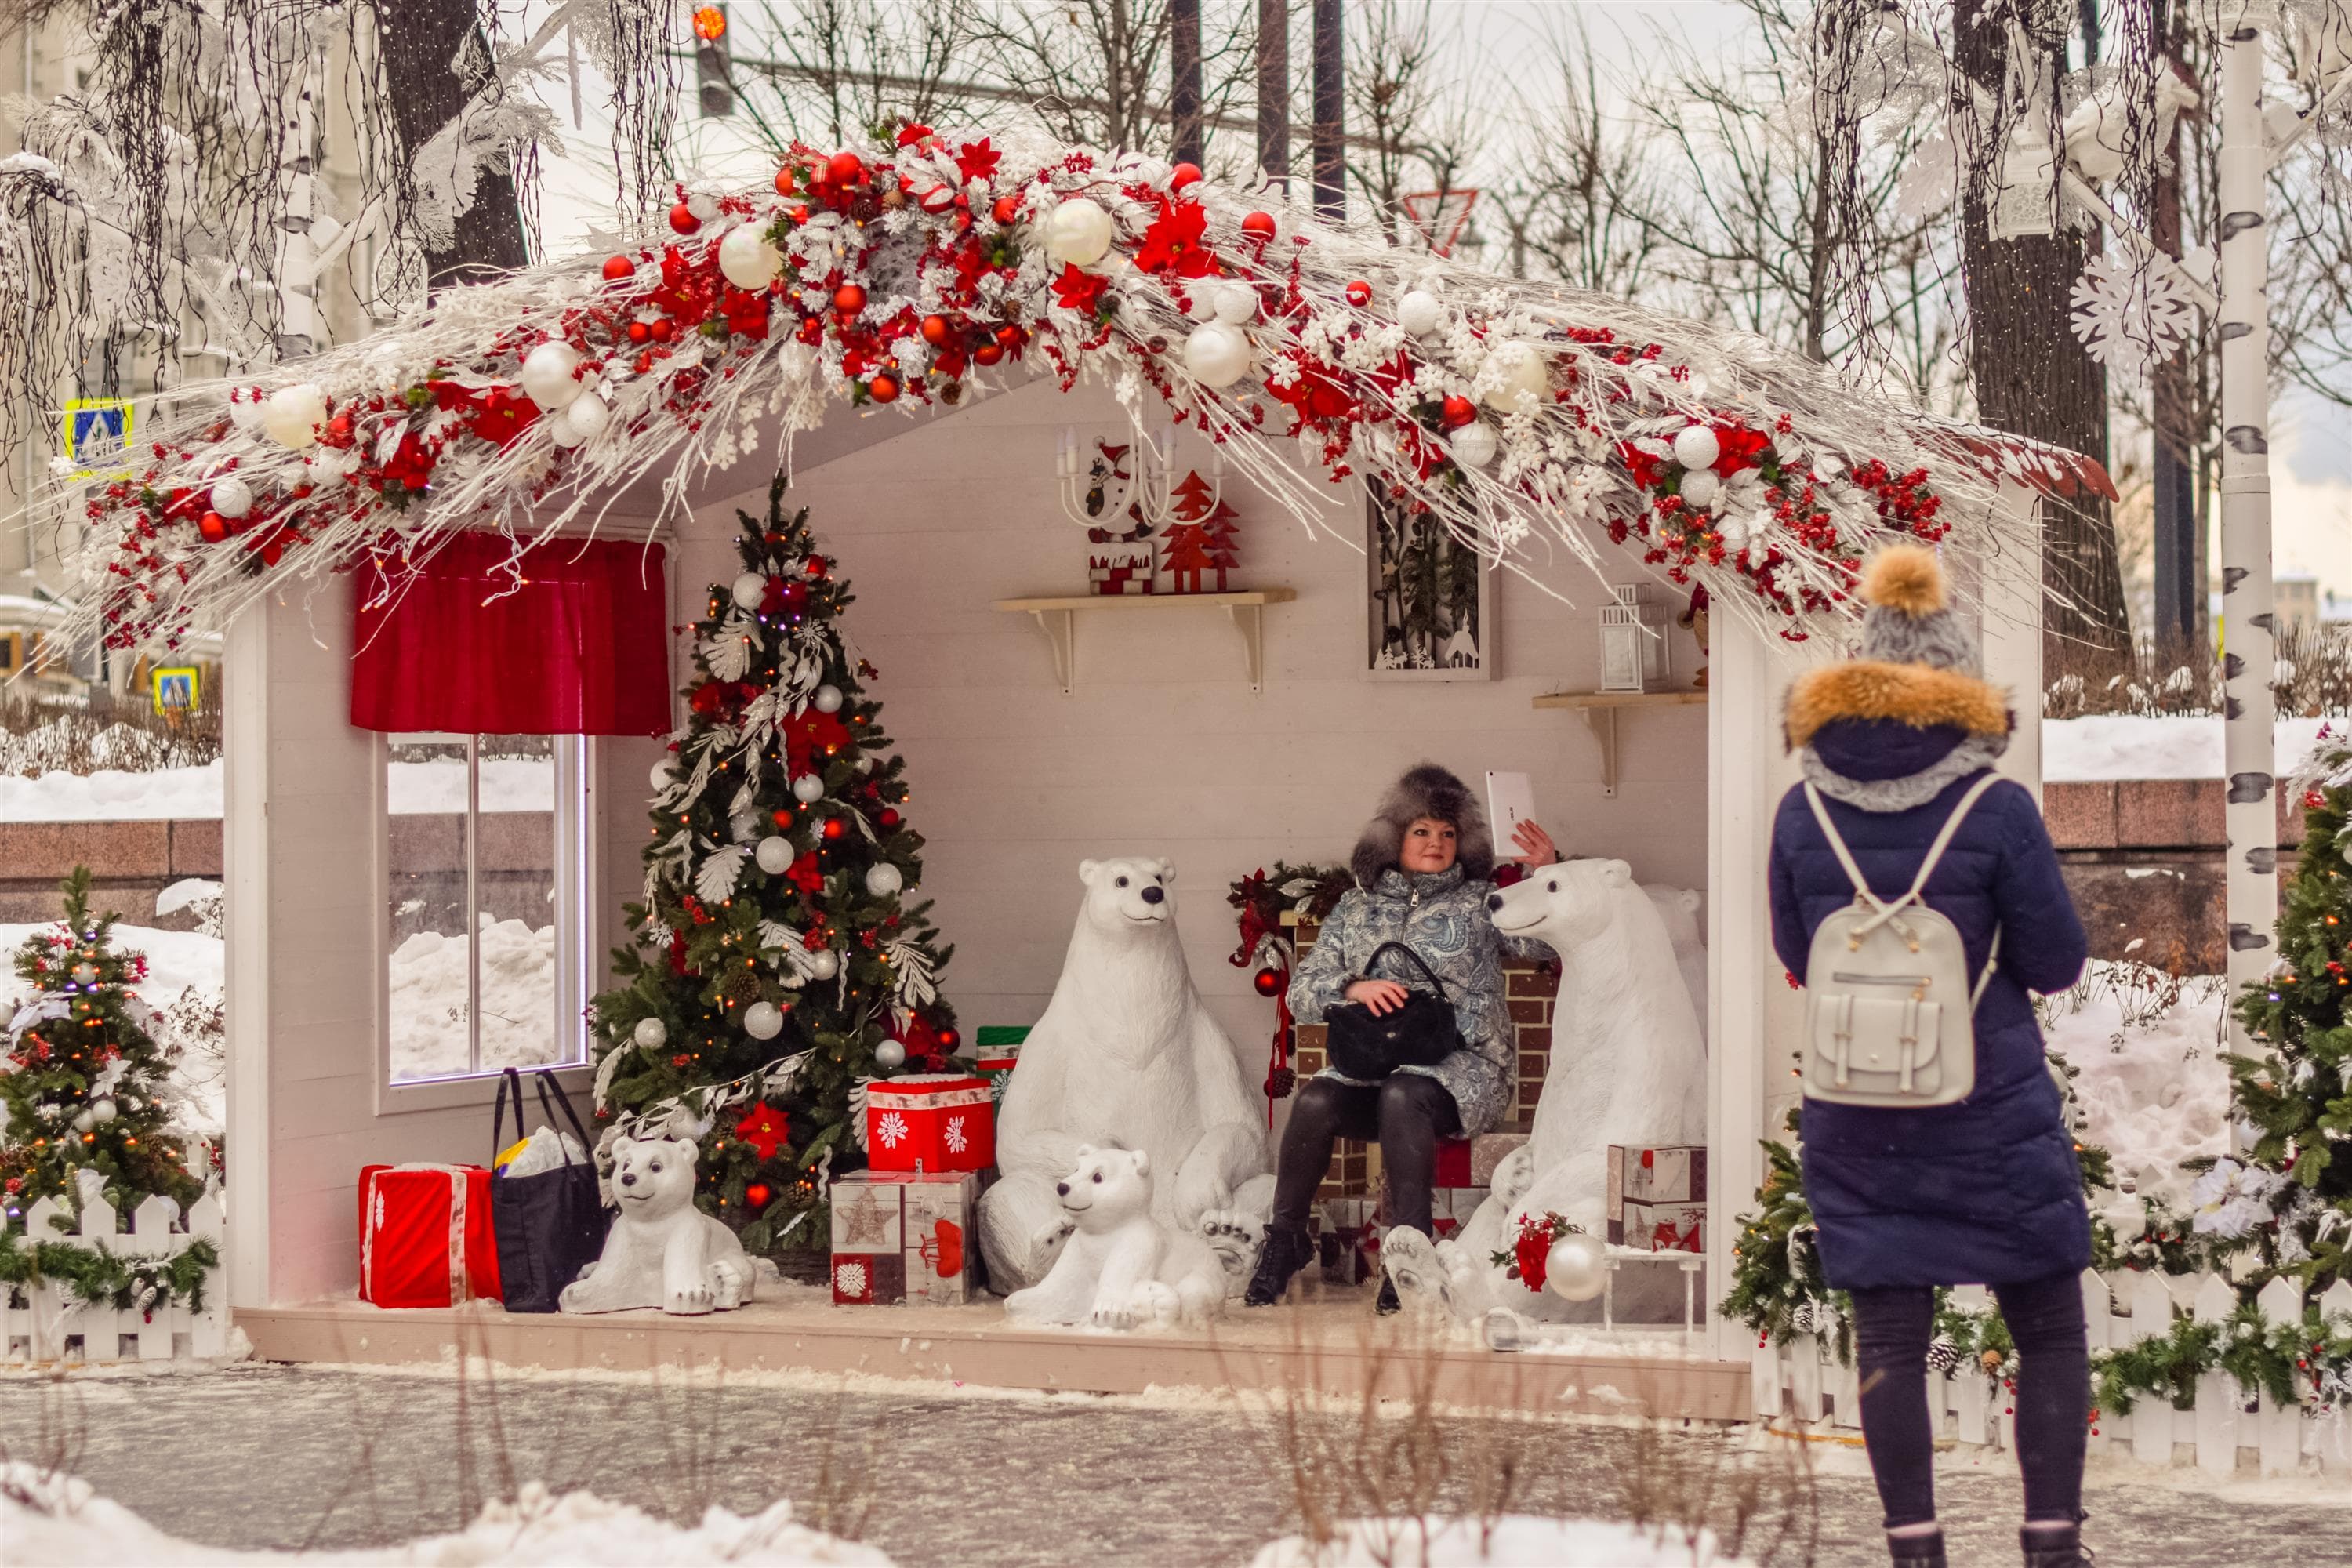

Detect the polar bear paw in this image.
[666,1279,715,1316]
[710,1258,747,1312]
[1090,1298,1138,1331]
[1379,1227,1457,1325]
[1030,1214,1077,1254]
[1197,1209,1264,1294]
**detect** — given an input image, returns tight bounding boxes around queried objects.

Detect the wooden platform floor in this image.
[238,1287,1751,1419]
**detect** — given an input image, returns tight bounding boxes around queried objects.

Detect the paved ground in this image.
[0,1363,2346,1566]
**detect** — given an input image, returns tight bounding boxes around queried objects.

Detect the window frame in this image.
[374,731,596,1114]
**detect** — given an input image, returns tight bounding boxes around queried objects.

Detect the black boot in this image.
[1243,1225,1316,1307]
[2020,1523,2093,1567]
[1886,1528,1946,1568]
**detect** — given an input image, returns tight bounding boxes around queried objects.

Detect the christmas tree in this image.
[1201,498,1242,593]
[2227,729,2352,1290]
[1160,470,1219,593]
[0,868,208,1218]
[590,474,959,1258]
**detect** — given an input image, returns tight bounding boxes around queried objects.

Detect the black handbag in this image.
[489,1068,612,1313]
[1321,942,1464,1080]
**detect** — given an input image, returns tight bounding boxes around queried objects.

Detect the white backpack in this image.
[1801,774,2001,1109]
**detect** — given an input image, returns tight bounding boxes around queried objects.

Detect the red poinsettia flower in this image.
[783,709,853,775]
[954,138,1000,183]
[1052,263,1110,318]
[470,387,541,448]
[1134,198,1214,278]
[895,122,935,147]
[735,1102,790,1160]
[787,851,826,896]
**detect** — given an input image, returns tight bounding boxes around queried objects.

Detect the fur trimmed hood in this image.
[1351,763,1495,888]
[1783,660,2012,750]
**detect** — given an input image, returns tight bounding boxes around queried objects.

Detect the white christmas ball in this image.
[209,475,254,520]
[73,1109,95,1134]
[1680,469,1722,510]
[717,223,783,290]
[1671,425,1721,472]
[1043,198,1115,266]
[812,684,844,714]
[1185,321,1253,389]
[650,758,677,793]
[0,998,15,1030]
[756,835,796,875]
[742,1000,786,1040]
[1544,1232,1607,1302]
[72,963,98,987]
[1448,423,1497,469]
[1185,289,1219,323]
[1480,343,1551,416]
[1211,281,1258,325]
[866,862,905,897]
[1395,289,1443,337]
[557,392,611,446]
[731,572,768,611]
[633,1016,668,1051]
[520,342,584,410]
[260,383,328,448]
[791,772,826,804]
[546,407,589,449]
[805,948,840,981]
[873,1038,908,1071]
[91,1098,118,1125]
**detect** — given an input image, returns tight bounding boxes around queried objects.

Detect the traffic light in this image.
[694,5,733,118]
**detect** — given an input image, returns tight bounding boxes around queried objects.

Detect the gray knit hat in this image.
[1855,543,1981,677]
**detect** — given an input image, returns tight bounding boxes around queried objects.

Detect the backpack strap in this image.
[1901,773,2002,904]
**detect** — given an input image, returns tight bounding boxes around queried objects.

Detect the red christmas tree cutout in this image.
[1160,470,1236,593]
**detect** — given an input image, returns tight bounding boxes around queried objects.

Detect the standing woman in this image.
[1769,546,2092,1568]
[1246,764,1556,1313]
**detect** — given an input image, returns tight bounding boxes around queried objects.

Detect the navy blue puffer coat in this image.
[1769,719,2092,1291]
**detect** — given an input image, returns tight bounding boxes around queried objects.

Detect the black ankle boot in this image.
[1886,1527,1946,1568]
[2020,1523,2093,1566]
[1243,1225,1316,1307]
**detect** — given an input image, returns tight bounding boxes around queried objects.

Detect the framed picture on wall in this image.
[1364,482,1497,681]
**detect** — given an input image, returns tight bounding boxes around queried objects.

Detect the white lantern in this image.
[650,758,677,793]
[520,342,584,410]
[812,684,844,714]
[1598,583,1671,695]
[209,475,254,519]
[731,572,768,611]
[805,948,840,981]
[873,1038,907,1071]
[1211,281,1258,325]
[1480,343,1550,416]
[1448,423,1497,469]
[791,773,826,804]
[1185,321,1253,388]
[1679,469,1721,510]
[1395,289,1443,337]
[1043,198,1114,266]
[1544,1232,1607,1301]
[866,862,904,897]
[260,383,328,448]
[742,1000,786,1040]
[756,835,796,875]
[717,223,782,290]
[1671,425,1721,472]
[633,1016,668,1051]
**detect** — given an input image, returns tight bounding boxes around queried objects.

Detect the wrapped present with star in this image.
[827,1169,979,1306]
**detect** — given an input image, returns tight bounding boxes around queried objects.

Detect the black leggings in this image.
[1269,1074,1461,1237]
[1849,1272,2089,1530]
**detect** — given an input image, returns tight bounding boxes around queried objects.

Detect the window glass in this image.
[387,734,472,1080]
[477,735,559,1073]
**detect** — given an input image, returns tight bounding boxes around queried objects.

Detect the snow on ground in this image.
[0,1466,893,1566]
[1247,1518,1748,1567]
[2042,715,2336,782]
[0,758,553,821]
[2040,961,2232,1208]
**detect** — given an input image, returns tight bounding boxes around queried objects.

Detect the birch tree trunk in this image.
[374,0,531,285]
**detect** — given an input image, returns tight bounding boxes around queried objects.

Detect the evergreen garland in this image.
[0,1222,220,1316]
[1719,1115,1853,1360]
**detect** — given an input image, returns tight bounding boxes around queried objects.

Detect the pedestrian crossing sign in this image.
[63,398,136,480]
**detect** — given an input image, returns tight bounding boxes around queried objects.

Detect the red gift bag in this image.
[358,1163,503,1307]
[865,1074,994,1173]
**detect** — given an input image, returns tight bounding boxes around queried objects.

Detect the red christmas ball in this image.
[826,150,866,187]
[668,202,701,235]
[746,1181,771,1209]
[796,316,824,344]
[627,320,651,343]
[1253,966,1283,997]
[1440,394,1478,430]
[822,817,846,840]
[991,194,1022,225]
[1240,211,1277,241]
[833,282,866,315]
[771,808,793,827]
[1170,161,1203,191]
[601,255,636,283]
[973,342,1003,366]
[869,372,900,404]
[994,323,1023,349]
[877,807,901,830]
[774,165,797,197]
[1345,280,1372,307]
[803,554,828,578]
[649,318,676,343]
[920,314,953,347]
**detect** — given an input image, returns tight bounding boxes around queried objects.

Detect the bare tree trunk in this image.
[374,0,531,285]
[2149,0,2201,646]
[1256,0,1288,186]
[1310,0,1341,216]
[1171,0,1203,166]
[1955,0,2130,652]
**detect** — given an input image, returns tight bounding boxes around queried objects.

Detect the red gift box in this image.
[358,1163,503,1308]
[865,1073,994,1173]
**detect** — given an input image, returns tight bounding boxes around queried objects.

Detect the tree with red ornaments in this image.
[590,474,958,1258]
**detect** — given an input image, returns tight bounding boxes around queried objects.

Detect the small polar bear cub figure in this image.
[558,1134,753,1316]
[1002,1145,1226,1331]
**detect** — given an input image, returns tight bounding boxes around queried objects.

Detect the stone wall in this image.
[0,819,223,926]
[2046,779,2305,974]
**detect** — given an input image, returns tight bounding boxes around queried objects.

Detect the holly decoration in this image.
[1229,863,1354,1116]
[1493,1210,1584,1296]
[590,474,957,1258]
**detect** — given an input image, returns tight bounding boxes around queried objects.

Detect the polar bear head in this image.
[1076,856,1177,933]
[1053,1144,1155,1235]
[608,1134,699,1222]
[1485,857,1641,953]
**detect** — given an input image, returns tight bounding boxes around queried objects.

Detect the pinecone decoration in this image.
[1266,1065,1297,1101]
[1925,1333,1959,1374]
[1790,1298,1823,1335]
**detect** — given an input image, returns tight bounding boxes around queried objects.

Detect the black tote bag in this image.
[489,1068,611,1313]
[1321,942,1464,1080]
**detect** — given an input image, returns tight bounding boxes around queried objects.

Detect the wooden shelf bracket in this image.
[996,590,1295,697]
[1022,608,1077,695]
[1530,688,1708,800]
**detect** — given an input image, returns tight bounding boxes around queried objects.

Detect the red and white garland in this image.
[49,123,2112,654]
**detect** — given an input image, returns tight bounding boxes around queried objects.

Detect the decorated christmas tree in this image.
[2225,728,2352,1290]
[590,474,959,1258]
[0,869,208,1218]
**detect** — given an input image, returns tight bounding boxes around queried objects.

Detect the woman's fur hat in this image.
[1352,763,1494,887]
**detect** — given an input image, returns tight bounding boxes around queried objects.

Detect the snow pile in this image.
[0,1466,893,1566]
[2040,961,2231,1207]
[1247,1517,1750,1567]
[0,758,553,822]
[2042,715,2336,782]
[388,916,562,1080]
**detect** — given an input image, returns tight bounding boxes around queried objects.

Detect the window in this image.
[386,733,590,1083]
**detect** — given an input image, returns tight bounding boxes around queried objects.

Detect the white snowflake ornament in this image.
[2069,255,2194,380]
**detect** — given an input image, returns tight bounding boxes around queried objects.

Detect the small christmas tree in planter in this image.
[1,868,210,1220]
[590,474,959,1263]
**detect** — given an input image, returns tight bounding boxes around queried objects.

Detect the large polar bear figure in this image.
[977,857,1276,1294]
[1003,1145,1226,1329]
[559,1134,753,1316]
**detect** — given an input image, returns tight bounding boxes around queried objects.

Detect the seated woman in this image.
[1246,763,1557,1312]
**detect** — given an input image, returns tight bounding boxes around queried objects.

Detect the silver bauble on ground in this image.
[1544,1232,1607,1302]
[742,1000,786,1040]
[632,1016,669,1051]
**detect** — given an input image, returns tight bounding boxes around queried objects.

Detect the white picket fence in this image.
[2,1191,228,1364]
[1751,1270,2352,1476]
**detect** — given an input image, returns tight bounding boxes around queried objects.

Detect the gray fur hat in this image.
[1351,763,1494,887]
[1854,543,1981,677]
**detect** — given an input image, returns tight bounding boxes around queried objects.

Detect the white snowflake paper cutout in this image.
[835,1260,868,1297]
[2069,254,2195,379]
[876,1110,909,1149]
[944,1116,968,1155]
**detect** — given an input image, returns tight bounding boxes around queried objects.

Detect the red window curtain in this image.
[350,533,671,735]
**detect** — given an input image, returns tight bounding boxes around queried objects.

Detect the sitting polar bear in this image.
[558,1134,753,1316]
[977,857,1275,1294]
[1003,1145,1225,1330]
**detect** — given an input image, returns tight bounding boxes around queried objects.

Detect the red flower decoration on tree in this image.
[735,1103,790,1160]
[783,709,852,774]
[1134,198,1214,278]
[1052,263,1110,318]
[954,139,1000,184]
[469,387,542,448]
[787,851,826,895]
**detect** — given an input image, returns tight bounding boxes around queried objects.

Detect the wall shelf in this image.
[995,589,1297,695]
[1532,688,1708,798]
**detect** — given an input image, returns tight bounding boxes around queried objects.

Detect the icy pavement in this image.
[0,1363,2345,1567]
